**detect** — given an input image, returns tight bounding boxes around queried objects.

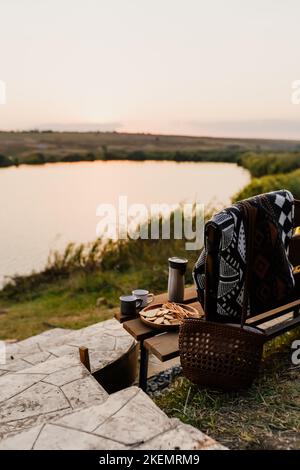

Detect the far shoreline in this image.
[1,130,300,169]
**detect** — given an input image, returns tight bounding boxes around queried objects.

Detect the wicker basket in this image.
[179,317,266,391]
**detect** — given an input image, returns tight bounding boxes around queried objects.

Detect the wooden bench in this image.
[119,281,300,392]
[117,201,300,392]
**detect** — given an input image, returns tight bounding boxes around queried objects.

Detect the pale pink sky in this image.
[1,0,300,139]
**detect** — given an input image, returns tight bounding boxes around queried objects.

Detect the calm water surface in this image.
[0,160,250,285]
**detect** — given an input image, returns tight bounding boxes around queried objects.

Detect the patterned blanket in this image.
[193,190,295,322]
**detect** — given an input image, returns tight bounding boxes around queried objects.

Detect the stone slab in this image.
[0,386,226,450]
[134,420,226,450]
[0,355,108,440]
[1,320,136,375]
[5,328,72,359]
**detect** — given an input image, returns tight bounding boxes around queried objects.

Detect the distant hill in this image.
[1,131,300,166]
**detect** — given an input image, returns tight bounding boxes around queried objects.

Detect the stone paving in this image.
[0,319,226,450]
[0,386,225,450]
[1,319,135,375]
[0,354,108,440]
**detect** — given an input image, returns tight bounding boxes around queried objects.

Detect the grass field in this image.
[1,130,300,166]
[0,231,198,340]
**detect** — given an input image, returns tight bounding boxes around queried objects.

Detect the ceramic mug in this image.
[120,295,143,316]
[132,289,154,308]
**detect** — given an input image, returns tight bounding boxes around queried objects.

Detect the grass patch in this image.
[155,329,300,450]
[0,215,200,339]
[0,267,168,340]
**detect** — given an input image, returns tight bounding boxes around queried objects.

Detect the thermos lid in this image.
[168,257,188,273]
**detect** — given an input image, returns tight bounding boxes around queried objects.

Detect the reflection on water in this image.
[0,160,250,285]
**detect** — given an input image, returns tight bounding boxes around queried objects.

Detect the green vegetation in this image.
[240,152,300,177]
[0,216,199,340]
[0,154,15,167]
[0,130,300,168]
[1,131,300,449]
[234,168,300,201]
[107,148,243,163]
[156,328,300,449]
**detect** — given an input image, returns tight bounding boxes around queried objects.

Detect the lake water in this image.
[0,161,250,286]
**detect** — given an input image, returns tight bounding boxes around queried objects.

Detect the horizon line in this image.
[1,128,300,144]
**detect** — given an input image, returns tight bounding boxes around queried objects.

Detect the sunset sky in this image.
[1,0,300,138]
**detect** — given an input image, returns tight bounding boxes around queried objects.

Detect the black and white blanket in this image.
[193,190,295,321]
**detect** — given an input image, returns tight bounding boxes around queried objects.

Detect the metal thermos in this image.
[167,257,188,303]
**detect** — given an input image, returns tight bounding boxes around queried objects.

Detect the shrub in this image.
[26,153,46,164]
[241,152,300,177]
[0,154,13,167]
[233,168,300,201]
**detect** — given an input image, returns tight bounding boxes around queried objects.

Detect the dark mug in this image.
[120,295,143,316]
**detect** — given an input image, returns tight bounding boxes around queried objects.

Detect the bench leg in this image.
[79,346,91,372]
[139,341,149,392]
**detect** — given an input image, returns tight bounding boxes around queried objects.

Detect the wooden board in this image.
[246,299,300,326]
[114,311,139,324]
[265,314,300,339]
[122,317,157,341]
[144,332,179,362]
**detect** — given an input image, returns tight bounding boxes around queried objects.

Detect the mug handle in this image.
[147,293,154,304]
[136,298,143,309]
